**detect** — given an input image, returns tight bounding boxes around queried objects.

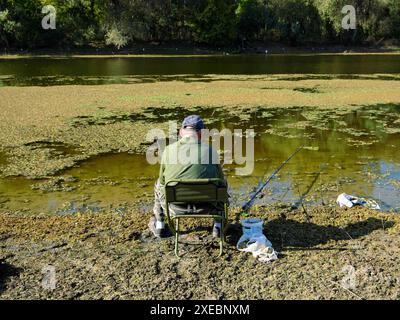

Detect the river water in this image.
[0,54,399,214]
[2,54,400,85]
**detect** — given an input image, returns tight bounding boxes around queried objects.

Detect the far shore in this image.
[1,44,400,59]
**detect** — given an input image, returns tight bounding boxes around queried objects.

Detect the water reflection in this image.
[2,54,400,86]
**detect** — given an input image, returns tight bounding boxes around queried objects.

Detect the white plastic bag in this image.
[237,218,278,263]
[337,193,381,210]
[337,193,357,208]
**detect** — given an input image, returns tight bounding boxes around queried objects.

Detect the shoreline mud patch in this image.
[0,206,399,299]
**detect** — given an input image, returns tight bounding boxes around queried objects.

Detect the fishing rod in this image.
[241,145,304,214]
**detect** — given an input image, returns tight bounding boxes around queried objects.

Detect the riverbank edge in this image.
[0,205,399,299]
[1,44,400,59]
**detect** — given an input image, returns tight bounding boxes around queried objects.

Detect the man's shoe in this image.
[148,216,163,238]
[148,216,170,238]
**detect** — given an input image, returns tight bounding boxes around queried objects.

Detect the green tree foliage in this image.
[315,0,398,45]
[104,0,180,43]
[184,0,237,45]
[235,0,265,41]
[53,0,106,46]
[268,0,322,44]
[0,0,399,49]
[0,9,18,47]
[388,0,400,38]
[0,0,42,48]
[0,0,106,48]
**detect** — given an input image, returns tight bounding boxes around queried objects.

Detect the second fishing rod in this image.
[240,145,305,216]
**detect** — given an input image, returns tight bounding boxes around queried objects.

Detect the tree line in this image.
[1,0,399,50]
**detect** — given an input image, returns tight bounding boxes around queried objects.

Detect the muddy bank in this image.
[0,206,399,299]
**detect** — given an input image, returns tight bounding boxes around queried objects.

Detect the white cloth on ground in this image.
[337,193,381,210]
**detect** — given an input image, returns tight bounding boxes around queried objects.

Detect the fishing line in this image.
[241,145,304,214]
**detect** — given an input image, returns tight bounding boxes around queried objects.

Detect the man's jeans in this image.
[153,179,224,223]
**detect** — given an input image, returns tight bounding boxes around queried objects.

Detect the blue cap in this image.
[182,115,205,130]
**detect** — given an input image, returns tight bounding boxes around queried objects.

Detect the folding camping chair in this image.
[164,179,228,258]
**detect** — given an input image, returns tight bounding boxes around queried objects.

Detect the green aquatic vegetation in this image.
[0,150,8,165]
[23,140,81,156]
[69,110,151,127]
[85,177,120,186]
[264,128,312,139]
[119,96,136,102]
[79,103,100,109]
[1,146,88,179]
[31,176,78,192]
[303,146,319,151]
[383,127,400,134]
[312,124,330,131]
[300,110,331,121]
[300,111,320,121]
[284,121,312,130]
[275,74,400,82]
[333,120,348,127]
[346,138,377,147]
[259,87,286,90]
[337,127,370,137]
[261,111,274,118]
[293,87,320,94]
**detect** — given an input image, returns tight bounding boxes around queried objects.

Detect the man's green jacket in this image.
[159,136,225,187]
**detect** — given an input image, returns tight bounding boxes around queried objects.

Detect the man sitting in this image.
[149,115,227,238]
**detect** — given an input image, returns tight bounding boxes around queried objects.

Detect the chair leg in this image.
[218,218,224,257]
[174,218,180,258]
[223,207,228,242]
